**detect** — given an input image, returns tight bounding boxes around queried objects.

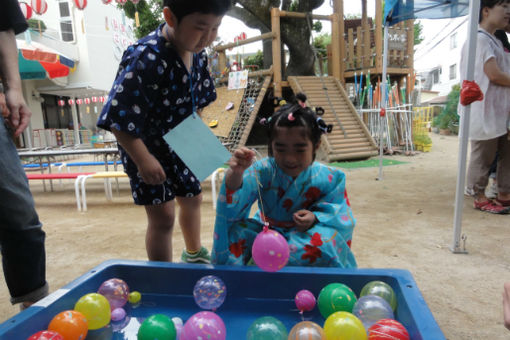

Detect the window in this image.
[449,64,457,80]
[59,1,74,42]
[450,32,457,50]
[432,68,441,84]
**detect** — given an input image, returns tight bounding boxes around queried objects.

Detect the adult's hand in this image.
[0,92,9,118]
[5,88,31,137]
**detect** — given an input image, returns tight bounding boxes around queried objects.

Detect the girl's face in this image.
[271,126,319,178]
[483,3,510,29]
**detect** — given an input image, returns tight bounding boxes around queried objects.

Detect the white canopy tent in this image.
[380,0,476,253]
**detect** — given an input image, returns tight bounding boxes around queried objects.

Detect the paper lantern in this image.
[57,99,65,107]
[102,0,112,3]
[74,0,87,10]
[19,2,33,20]
[31,0,48,15]
[115,0,127,4]
[76,98,83,105]
[99,96,106,103]
[91,96,98,103]
[68,99,75,106]
[84,98,91,105]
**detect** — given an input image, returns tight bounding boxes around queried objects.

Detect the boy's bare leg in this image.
[504,282,510,331]
[176,194,203,252]
[144,201,175,262]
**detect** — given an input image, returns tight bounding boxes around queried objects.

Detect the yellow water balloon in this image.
[74,293,111,330]
[323,311,366,340]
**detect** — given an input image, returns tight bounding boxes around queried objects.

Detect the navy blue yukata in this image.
[97,24,217,205]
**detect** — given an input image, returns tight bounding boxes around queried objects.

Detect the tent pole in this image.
[451,0,480,254]
[378,23,389,181]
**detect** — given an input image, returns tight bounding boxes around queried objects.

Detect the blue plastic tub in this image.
[0,260,445,339]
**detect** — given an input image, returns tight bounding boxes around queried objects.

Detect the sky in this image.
[218,1,377,54]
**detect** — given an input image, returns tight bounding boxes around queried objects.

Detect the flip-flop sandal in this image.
[474,200,510,214]
[494,198,510,207]
[208,119,218,128]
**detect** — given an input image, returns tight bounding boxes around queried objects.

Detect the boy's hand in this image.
[229,147,255,175]
[137,154,166,185]
[293,210,317,232]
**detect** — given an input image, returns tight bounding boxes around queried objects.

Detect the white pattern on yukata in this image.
[97,24,217,205]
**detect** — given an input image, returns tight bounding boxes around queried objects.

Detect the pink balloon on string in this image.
[252,225,289,272]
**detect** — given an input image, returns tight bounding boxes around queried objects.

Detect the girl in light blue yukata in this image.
[212,93,357,268]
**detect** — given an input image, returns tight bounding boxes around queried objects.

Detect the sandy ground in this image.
[1,133,510,339]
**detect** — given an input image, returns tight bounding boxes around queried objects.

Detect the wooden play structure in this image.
[332,0,414,86]
[205,1,414,161]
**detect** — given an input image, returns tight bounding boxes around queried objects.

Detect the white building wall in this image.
[415,17,468,96]
[18,0,135,136]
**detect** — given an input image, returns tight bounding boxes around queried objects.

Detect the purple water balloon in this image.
[97,278,129,310]
[111,307,126,321]
[352,294,394,330]
[181,311,226,340]
[193,275,227,310]
[295,289,316,312]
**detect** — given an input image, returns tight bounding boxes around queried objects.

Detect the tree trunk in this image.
[228,0,324,77]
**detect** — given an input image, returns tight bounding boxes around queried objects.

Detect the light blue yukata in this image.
[212,158,357,268]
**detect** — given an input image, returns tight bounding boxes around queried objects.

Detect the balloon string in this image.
[299,310,304,321]
[251,148,269,230]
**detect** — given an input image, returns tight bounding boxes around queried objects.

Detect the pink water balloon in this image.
[295,289,316,313]
[252,226,289,272]
[181,311,226,340]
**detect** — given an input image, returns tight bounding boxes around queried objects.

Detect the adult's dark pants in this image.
[0,117,48,304]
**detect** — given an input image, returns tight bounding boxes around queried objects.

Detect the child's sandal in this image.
[473,200,510,214]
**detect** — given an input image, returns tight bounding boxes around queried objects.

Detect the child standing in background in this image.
[212,95,357,268]
[97,0,231,263]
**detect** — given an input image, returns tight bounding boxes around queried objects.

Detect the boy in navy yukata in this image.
[97,0,230,263]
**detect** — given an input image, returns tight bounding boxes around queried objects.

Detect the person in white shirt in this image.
[460,0,510,214]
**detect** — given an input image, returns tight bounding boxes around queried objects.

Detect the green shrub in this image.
[432,84,460,132]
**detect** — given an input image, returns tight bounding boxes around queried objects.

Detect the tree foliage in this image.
[432,84,460,131]
[121,0,163,39]
[243,50,264,69]
[414,21,424,46]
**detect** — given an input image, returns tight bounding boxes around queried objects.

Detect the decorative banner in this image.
[19,2,33,20]
[91,96,98,103]
[74,0,87,10]
[68,99,75,106]
[57,99,65,107]
[228,70,249,90]
[30,0,47,15]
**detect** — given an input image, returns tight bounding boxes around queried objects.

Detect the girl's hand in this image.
[293,210,317,232]
[137,153,166,185]
[229,147,255,175]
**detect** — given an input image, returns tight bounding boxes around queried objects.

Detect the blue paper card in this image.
[163,114,231,182]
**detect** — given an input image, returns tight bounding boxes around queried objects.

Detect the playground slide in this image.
[288,76,378,162]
